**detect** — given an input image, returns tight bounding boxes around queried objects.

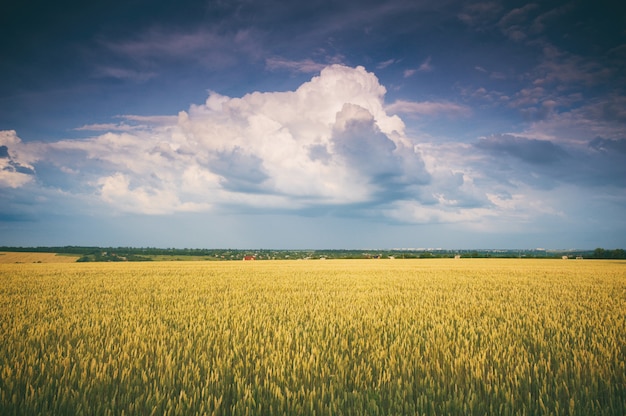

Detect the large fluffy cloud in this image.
[3,65,434,216]
[3,64,623,231]
[170,64,424,209]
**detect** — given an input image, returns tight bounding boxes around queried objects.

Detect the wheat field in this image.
[1,259,624,415]
[0,252,80,264]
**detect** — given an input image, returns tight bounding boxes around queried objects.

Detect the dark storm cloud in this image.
[583,137,626,188]
[0,143,35,176]
[475,134,566,165]
[589,137,626,154]
[332,104,400,180]
[210,146,269,193]
[473,134,626,190]
[308,144,332,164]
[331,103,430,202]
[9,163,35,176]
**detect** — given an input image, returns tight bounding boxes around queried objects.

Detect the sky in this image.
[1,0,625,249]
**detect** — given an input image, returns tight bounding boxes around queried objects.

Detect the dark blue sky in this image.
[1,0,625,248]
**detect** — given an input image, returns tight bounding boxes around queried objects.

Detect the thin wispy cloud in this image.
[418,56,433,72]
[92,66,157,82]
[100,27,264,70]
[386,100,470,117]
[403,57,432,78]
[265,57,330,73]
[74,115,178,132]
[377,59,399,69]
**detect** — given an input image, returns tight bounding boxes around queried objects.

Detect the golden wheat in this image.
[0,259,624,415]
[0,252,80,264]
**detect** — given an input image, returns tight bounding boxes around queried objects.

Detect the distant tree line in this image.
[1,246,624,261]
[591,248,626,259]
[76,252,153,262]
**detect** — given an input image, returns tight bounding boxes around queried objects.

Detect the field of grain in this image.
[1,259,624,415]
[0,252,80,264]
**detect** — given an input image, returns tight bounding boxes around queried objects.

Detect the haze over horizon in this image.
[1,0,625,249]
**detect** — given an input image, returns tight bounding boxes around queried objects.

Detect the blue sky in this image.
[1,0,625,249]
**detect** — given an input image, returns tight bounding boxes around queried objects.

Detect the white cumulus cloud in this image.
[0,131,37,188]
[3,64,620,235]
[7,65,434,215]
